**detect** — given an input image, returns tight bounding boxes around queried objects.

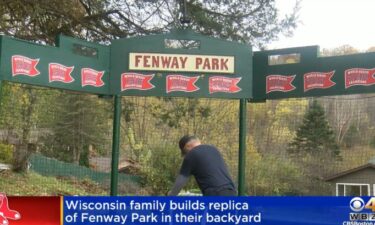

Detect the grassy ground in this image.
[0,170,107,196]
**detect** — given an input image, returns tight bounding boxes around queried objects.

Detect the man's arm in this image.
[168,174,189,196]
[169,153,193,196]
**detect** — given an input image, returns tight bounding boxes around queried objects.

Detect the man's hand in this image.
[169,174,189,196]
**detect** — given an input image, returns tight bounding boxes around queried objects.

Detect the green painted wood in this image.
[110,29,253,99]
[0,35,110,94]
[253,46,375,100]
[0,30,252,99]
[2,32,375,100]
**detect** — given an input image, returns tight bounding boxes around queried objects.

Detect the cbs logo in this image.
[350,197,375,212]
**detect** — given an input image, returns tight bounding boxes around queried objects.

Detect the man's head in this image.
[179,135,201,156]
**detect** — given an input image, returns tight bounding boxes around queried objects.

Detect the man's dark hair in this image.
[179,135,197,151]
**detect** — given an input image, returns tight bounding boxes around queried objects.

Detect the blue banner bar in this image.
[62,196,375,225]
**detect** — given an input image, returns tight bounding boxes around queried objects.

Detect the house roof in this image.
[325,163,375,181]
[89,157,139,172]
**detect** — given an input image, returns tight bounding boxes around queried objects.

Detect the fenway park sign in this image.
[110,29,252,98]
[0,29,252,99]
[129,53,235,74]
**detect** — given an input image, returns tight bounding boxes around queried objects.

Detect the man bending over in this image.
[169,135,237,196]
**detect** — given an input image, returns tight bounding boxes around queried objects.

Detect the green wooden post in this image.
[238,98,247,195]
[110,95,121,196]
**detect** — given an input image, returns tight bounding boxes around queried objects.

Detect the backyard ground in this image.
[0,170,107,196]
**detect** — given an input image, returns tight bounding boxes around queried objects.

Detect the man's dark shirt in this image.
[179,144,235,194]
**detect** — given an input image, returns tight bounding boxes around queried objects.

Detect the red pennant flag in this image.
[266,75,296,94]
[49,63,74,83]
[11,55,40,77]
[345,68,375,88]
[209,76,241,94]
[81,68,105,87]
[166,75,200,93]
[121,73,155,91]
[304,71,336,92]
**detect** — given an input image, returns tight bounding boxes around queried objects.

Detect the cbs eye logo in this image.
[350,197,375,212]
[350,197,365,212]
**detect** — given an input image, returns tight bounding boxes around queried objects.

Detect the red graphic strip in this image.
[266,75,296,93]
[166,75,199,93]
[345,68,375,88]
[49,63,74,83]
[121,73,155,91]
[5,196,60,225]
[81,68,105,87]
[304,71,335,92]
[209,76,241,94]
[11,55,40,77]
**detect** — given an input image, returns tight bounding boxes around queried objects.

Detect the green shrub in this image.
[0,143,13,164]
[246,155,305,195]
[139,143,198,195]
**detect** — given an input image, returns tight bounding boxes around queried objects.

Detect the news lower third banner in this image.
[3,196,375,225]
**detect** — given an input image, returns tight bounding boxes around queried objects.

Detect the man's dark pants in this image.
[203,185,237,196]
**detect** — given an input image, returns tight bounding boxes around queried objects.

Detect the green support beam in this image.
[238,98,247,196]
[110,95,121,196]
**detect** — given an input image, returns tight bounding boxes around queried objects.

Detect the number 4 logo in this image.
[365,197,375,212]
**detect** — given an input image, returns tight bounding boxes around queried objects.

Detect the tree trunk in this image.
[12,88,37,172]
[12,143,36,172]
